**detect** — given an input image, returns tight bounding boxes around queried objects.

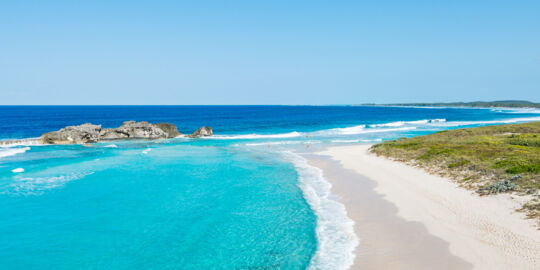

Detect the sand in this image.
[306,144,540,270]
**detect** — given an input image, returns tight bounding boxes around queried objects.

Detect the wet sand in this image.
[306,155,472,270]
[304,144,540,270]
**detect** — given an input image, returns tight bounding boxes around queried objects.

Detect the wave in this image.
[142,148,152,154]
[331,138,382,143]
[313,125,415,136]
[0,147,30,159]
[490,108,540,114]
[430,116,540,127]
[366,116,540,129]
[0,138,41,147]
[282,151,358,270]
[369,118,446,128]
[244,140,320,146]
[209,131,303,140]
[346,126,415,134]
[3,171,93,196]
[325,125,366,135]
[12,168,24,173]
[104,144,118,148]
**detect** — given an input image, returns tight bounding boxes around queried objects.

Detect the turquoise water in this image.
[1,106,539,269]
[1,142,317,269]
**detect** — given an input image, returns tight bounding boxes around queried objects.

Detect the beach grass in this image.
[370,121,540,221]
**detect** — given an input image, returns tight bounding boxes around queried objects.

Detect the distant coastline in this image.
[362,100,540,108]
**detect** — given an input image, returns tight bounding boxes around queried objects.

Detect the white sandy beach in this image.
[309,144,540,270]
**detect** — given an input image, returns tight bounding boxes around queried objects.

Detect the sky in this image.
[1,0,539,105]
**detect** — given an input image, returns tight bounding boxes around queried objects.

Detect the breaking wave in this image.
[369,119,446,127]
[209,132,303,140]
[0,138,41,147]
[2,171,94,196]
[282,151,358,270]
[0,147,31,159]
[331,138,382,143]
[244,140,321,146]
[428,116,540,127]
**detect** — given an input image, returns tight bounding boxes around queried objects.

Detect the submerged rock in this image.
[40,123,102,144]
[40,121,184,144]
[188,126,213,138]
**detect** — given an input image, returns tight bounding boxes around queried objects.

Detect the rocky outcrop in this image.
[40,123,102,144]
[154,123,181,138]
[99,128,129,140]
[39,121,187,144]
[188,126,213,138]
[101,121,167,140]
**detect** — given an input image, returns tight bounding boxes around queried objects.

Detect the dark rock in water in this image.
[40,121,184,144]
[188,126,213,138]
[154,123,181,138]
[40,123,102,144]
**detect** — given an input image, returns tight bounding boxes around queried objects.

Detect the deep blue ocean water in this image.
[1,106,539,269]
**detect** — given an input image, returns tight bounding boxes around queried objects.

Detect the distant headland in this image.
[363,100,540,108]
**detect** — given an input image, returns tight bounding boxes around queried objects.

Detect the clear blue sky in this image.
[1,0,539,105]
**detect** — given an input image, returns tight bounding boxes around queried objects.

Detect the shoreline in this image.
[305,144,540,270]
[284,151,358,269]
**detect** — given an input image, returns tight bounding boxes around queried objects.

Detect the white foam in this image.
[142,148,152,154]
[243,140,321,147]
[431,116,540,127]
[0,138,41,147]
[209,131,303,140]
[331,138,382,143]
[3,171,93,196]
[324,125,366,135]
[369,118,446,128]
[356,126,416,134]
[104,144,118,148]
[490,108,540,114]
[12,168,24,173]
[0,147,30,159]
[282,151,358,270]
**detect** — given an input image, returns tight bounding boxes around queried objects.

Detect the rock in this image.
[99,128,128,140]
[39,121,185,144]
[154,123,181,138]
[40,123,102,144]
[188,126,213,138]
[108,121,168,140]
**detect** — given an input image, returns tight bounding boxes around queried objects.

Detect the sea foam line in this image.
[282,151,358,270]
[0,147,30,159]
[369,118,446,128]
[2,171,94,196]
[331,138,382,143]
[430,116,540,127]
[208,131,303,140]
[0,138,41,147]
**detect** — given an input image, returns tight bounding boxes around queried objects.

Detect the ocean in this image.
[1,105,539,269]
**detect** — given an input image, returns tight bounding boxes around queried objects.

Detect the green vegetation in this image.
[371,122,540,222]
[374,100,540,108]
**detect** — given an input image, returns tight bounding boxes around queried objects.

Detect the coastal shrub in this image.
[371,122,540,221]
[448,159,470,168]
[506,164,540,174]
[484,180,518,194]
[507,134,540,147]
[419,146,454,160]
[521,201,540,219]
